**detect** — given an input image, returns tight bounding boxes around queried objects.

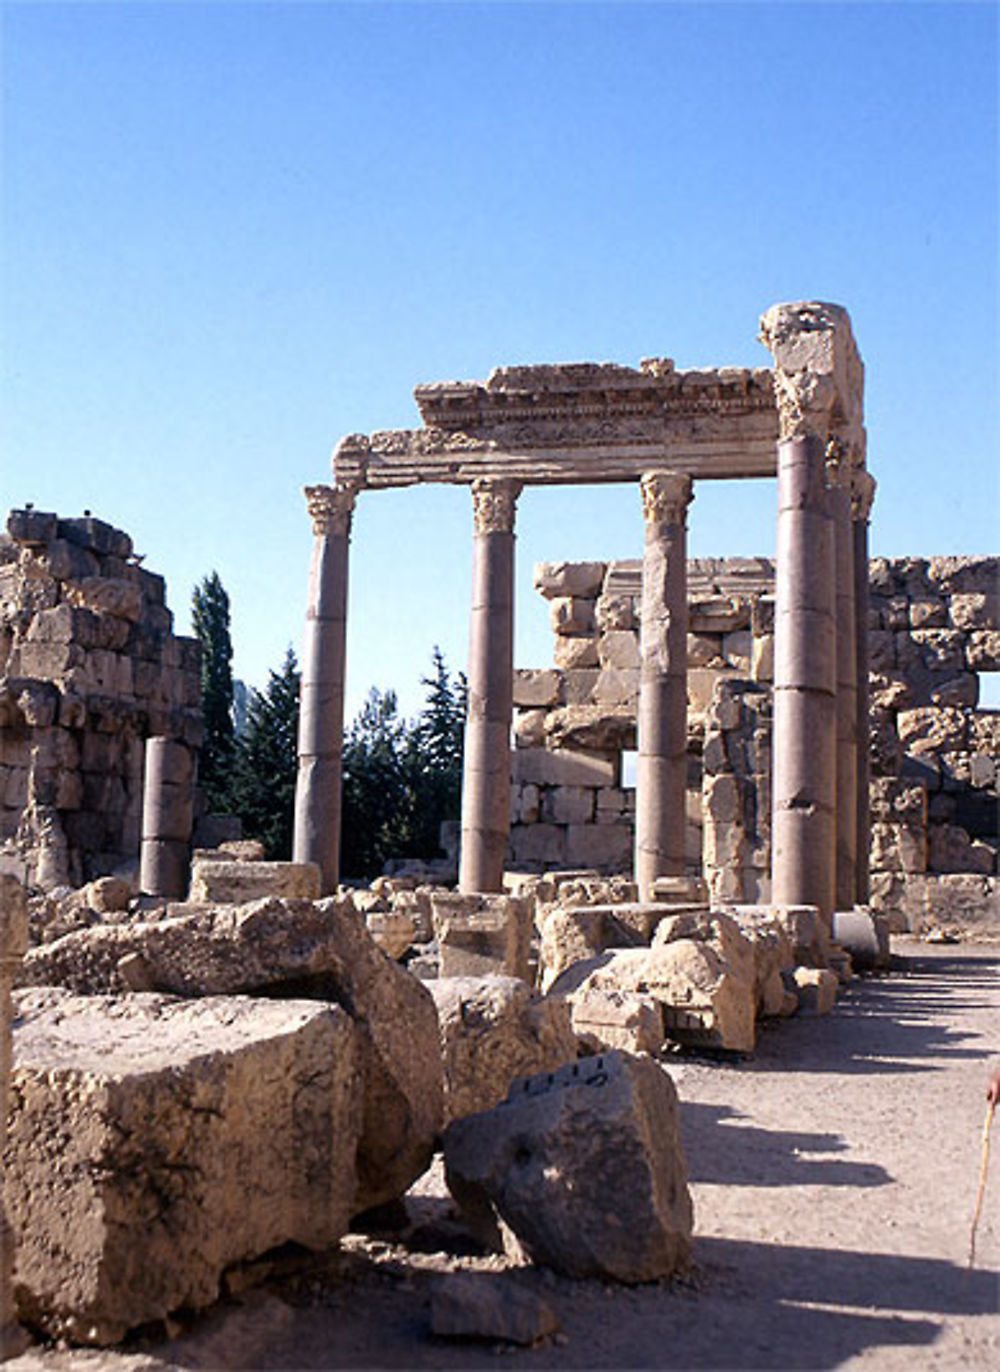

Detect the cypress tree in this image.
[191,571,235,811]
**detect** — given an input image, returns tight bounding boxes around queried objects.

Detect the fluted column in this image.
[459,478,520,894]
[1,876,27,1351]
[828,446,858,911]
[293,482,357,894]
[634,471,693,901]
[852,470,876,904]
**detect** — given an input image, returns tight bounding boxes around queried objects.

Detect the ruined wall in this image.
[0,511,202,890]
[512,556,999,926]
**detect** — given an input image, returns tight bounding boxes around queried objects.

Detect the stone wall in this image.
[0,510,202,890]
[511,556,999,924]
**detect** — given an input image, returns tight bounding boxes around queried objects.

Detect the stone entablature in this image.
[510,555,999,921]
[333,362,781,488]
[0,511,202,890]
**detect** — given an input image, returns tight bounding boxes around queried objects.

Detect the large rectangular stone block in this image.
[5,988,362,1344]
[188,858,321,903]
[431,892,533,981]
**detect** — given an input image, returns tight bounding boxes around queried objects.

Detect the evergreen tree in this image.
[406,646,467,856]
[340,687,411,879]
[228,648,300,859]
[191,571,235,810]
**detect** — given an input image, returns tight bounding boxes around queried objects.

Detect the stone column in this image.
[634,471,693,901]
[459,478,521,894]
[1,876,28,1352]
[761,301,865,929]
[828,447,858,911]
[293,483,357,895]
[852,470,876,904]
[139,737,194,898]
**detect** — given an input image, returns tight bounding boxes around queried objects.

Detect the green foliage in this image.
[340,647,467,880]
[227,648,301,859]
[191,571,234,811]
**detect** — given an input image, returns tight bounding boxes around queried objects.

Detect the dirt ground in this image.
[7,937,1000,1371]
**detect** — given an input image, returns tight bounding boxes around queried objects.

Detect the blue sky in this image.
[2,1,997,718]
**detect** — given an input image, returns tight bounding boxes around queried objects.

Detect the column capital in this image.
[851,469,877,522]
[304,483,357,538]
[639,471,692,525]
[471,477,521,534]
[759,301,865,454]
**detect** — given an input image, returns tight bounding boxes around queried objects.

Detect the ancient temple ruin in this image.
[294,301,873,926]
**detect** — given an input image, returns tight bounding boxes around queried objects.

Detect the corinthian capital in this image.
[304,483,357,538]
[471,477,521,535]
[760,301,865,450]
[640,471,692,526]
[851,469,876,522]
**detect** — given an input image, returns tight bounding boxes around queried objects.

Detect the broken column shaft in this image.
[459,478,520,894]
[852,470,876,904]
[139,737,194,898]
[829,450,859,910]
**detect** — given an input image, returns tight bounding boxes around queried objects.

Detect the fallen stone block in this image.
[443,1052,693,1283]
[5,988,362,1344]
[19,896,443,1212]
[429,975,577,1123]
[188,857,321,903]
[832,907,891,971]
[789,966,839,1016]
[430,1272,560,1345]
[569,987,664,1055]
[365,908,416,960]
[537,904,648,993]
[430,892,533,981]
[551,941,755,1054]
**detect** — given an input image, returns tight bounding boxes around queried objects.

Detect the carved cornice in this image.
[471,477,521,535]
[304,483,357,538]
[851,469,877,522]
[640,471,693,525]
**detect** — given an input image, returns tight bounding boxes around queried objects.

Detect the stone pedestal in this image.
[459,480,520,894]
[1,876,28,1356]
[828,452,858,910]
[771,435,837,923]
[293,484,356,894]
[852,471,876,903]
[139,737,194,898]
[634,472,692,901]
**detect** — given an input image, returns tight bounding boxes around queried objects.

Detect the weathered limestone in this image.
[139,736,194,898]
[460,478,520,893]
[635,472,692,900]
[5,988,362,1344]
[188,856,321,904]
[1,511,202,890]
[293,484,356,894]
[430,891,533,982]
[428,975,576,1123]
[828,452,859,910]
[852,471,876,903]
[1,877,28,1353]
[761,303,865,926]
[443,1052,693,1283]
[18,895,443,1213]
[429,1273,560,1345]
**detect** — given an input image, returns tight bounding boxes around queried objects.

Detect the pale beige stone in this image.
[188,858,321,904]
[595,593,636,632]
[549,597,595,636]
[443,1052,693,1283]
[511,669,562,708]
[598,630,640,670]
[6,988,362,1344]
[365,908,415,959]
[431,892,534,982]
[792,967,839,1015]
[553,634,600,670]
[533,561,605,599]
[429,975,576,1123]
[569,987,664,1054]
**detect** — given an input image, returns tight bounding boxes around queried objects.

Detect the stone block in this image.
[511,669,562,709]
[689,597,749,633]
[537,904,647,992]
[6,988,362,1344]
[63,576,144,623]
[508,822,567,868]
[443,1052,692,1282]
[432,892,534,983]
[598,630,640,670]
[897,707,968,756]
[909,598,947,629]
[722,629,752,667]
[593,666,639,706]
[188,858,321,903]
[533,561,605,599]
[950,591,999,630]
[687,632,723,668]
[19,896,443,1214]
[7,509,57,545]
[562,667,600,705]
[966,630,1000,670]
[929,673,979,709]
[365,908,415,960]
[595,593,636,632]
[751,632,774,682]
[569,988,664,1055]
[549,597,595,636]
[564,821,633,870]
[512,746,616,788]
[57,516,133,559]
[513,709,547,748]
[790,967,839,1016]
[429,975,576,1123]
[541,785,594,825]
[430,1272,560,1345]
[553,634,599,670]
[832,907,891,971]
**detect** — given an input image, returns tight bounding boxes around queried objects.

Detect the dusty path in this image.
[9,939,1000,1371]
